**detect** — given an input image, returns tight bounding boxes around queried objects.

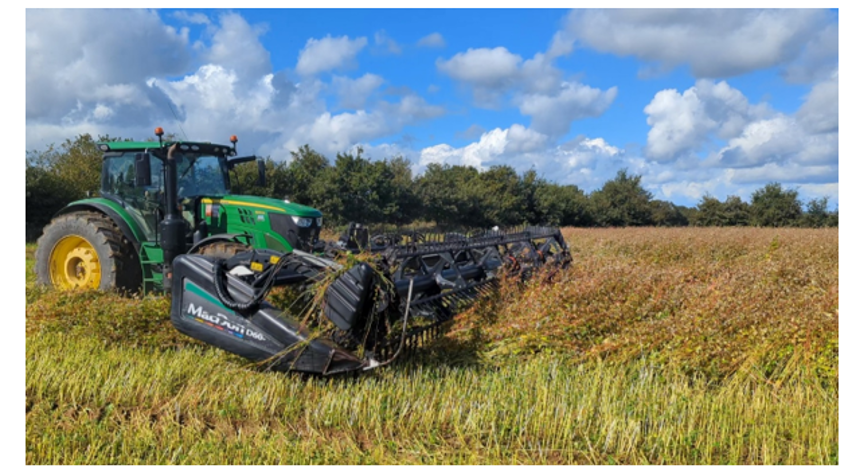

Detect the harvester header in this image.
[170,224,571,375]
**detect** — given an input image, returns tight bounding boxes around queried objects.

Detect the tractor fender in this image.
[187,233,252,255]
[57,200,144,253]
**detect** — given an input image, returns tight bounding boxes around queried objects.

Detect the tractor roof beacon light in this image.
[155,127,165,148]
[230,135,238,155]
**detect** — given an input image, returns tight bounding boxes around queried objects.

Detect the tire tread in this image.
[35,211,142,294]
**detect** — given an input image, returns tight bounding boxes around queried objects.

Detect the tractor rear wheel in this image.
[35,211,142,293]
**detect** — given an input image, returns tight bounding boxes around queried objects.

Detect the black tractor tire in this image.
[35,211,142,294]
[194,241,251,260]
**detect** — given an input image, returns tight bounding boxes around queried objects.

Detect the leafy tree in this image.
[676,205,699,226]
[518,169,545,224]
[695,194,725,226]
[589,169,654,226]
[29,133,126,199]
[287,145,331,206]
[534,182,592,226]
[382,156,420,225]
[721,195,750,226]
[696,194,750,226]
[26,134,128,239]
[802,197,832,228]
[319,150,374,225]
[827,208,839,227]
[750,183,803,227]
[229,157,285,198]
[50,134,105,197]
[415,164,481,229]
[26,163,76,240]
[650,200,689,227]
[476,165,525,227]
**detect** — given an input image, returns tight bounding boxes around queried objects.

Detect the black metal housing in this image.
[323,263,375,331]
[170,254,368,374]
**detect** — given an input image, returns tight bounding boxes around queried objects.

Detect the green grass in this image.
[25,228,838,464]
[27,332,837,464]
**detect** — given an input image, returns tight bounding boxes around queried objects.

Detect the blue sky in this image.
[25,8,839,208]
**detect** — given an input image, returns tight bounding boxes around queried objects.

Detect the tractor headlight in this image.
[291,216,313,227]
[316,217,322,227]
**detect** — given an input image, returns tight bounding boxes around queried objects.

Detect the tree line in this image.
[26,134,838,240]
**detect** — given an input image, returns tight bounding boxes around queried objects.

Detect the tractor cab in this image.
[95,131,322,262]
[98,139,240,241]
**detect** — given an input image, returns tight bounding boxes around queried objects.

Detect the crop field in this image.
[25,227,838,464]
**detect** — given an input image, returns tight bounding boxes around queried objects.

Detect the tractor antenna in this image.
[167,102,188,141]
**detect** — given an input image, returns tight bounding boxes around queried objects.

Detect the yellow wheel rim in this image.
[48,235,101,290]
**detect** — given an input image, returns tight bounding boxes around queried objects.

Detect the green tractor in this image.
[35,128,324,294]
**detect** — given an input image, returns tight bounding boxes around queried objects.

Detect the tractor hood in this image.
[215,195,322,218]
[198,195,323,253]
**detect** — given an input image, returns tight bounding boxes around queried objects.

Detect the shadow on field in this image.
[395,333,486,370]
[257,333,487,384]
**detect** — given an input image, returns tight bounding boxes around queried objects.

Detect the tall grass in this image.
[454,227,838,383]
[25,228,838,464]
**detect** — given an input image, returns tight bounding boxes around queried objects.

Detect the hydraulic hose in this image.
[212,255,288,312]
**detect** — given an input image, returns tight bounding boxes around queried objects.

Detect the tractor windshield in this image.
[173,154,228,198]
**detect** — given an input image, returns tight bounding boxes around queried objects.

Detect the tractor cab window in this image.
[101,153,160,240]
[174,154,228,198]
[102,153,145,200]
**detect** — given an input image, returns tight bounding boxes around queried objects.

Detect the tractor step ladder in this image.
[139,244,161,294]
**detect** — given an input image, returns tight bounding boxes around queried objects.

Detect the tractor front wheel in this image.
[35,212,141,293]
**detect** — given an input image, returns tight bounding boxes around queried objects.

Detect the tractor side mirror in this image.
[257,160,267,187]
[135,153,152,187]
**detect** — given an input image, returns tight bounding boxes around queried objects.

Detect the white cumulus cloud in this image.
[203,13,271,81]
[716,116,837,169]
[26,9,191,127]
[417,32,446,48]
[643,80,771,162]
[420,125,547,169]
[173,11,211,25]
[435,39,616,137]
[796,71,838,134]
[295,35,368,76]
[333,74,385,110]
[518,82,617,138]
[782,21,838,84]
[374,30,402,55]
[417,126,623,193]
[637,77,837,205]
[283,93,444,158]
[437,47,522,89]
[566,9,834,78]
[26,10,446,162]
